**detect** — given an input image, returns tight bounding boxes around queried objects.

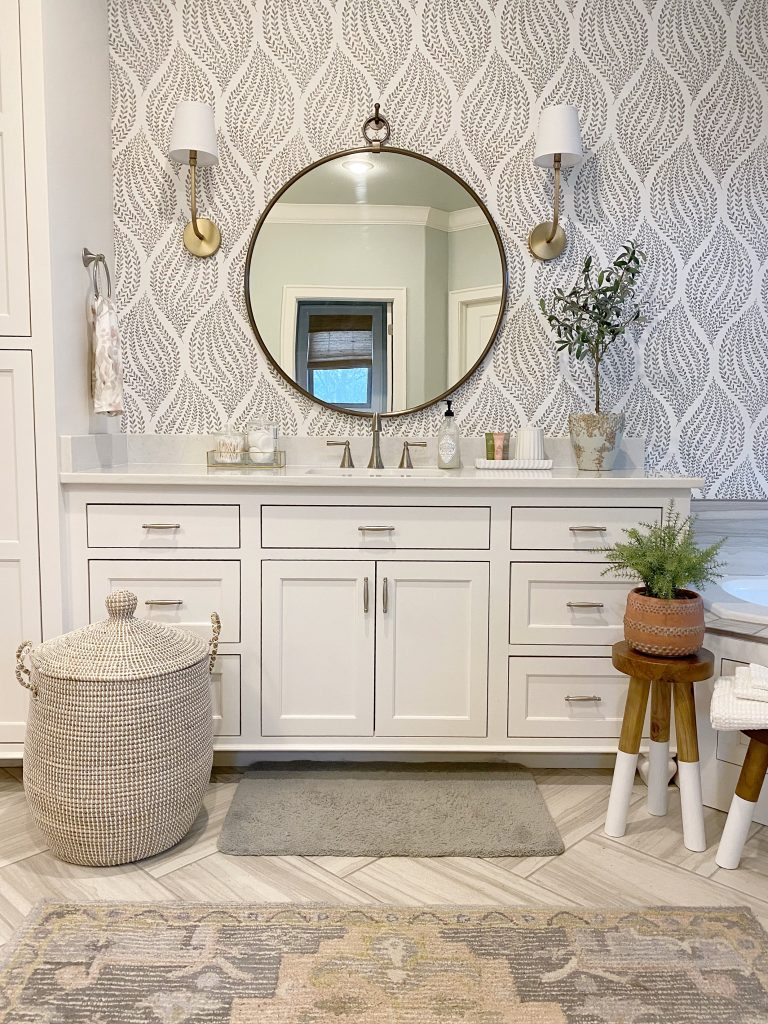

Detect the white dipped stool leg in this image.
[716,795,756,869]
[648,681,672,817]
[647,740,671,816]
[673,681,706,853]
[605,677,650,839]
[605,751,640,837]
[716,735,768,869]
[676,760,706,852]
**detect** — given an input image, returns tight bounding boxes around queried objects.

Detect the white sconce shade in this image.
[533,104,583,168]
[169,101,219,166]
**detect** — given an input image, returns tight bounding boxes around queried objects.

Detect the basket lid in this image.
[29,590,210,682]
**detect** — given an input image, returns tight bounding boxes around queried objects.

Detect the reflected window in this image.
[295,301,388,412]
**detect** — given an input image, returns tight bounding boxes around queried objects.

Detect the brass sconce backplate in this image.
[183,218,221,258]
[528,221,566,261]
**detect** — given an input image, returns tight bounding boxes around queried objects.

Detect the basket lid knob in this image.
[106,590,138,620]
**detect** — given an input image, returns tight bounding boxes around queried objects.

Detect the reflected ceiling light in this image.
[342,158,375,174]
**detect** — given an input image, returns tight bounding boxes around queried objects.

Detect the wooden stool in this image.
[605,641,714,852]
[716,730,768,869]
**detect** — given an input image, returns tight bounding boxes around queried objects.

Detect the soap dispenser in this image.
[437,399,461,469]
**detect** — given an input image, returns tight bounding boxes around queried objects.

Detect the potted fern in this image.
[599,504,725,657]
[540,241,645,471]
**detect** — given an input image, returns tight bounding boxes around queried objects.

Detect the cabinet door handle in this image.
[142,523,181,530]
[145,599,183,607]
[565,694,602,702]
[569,525,607,532]
[358,525,395,532]
[382,577,389,614]
[566,601,605,609]
[363,576,369,613]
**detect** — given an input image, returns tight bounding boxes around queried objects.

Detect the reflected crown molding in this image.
[267,203,487,232]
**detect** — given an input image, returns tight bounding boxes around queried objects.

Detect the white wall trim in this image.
[448,285,503,384]
[269,203,486,232]
[279,285,408,411]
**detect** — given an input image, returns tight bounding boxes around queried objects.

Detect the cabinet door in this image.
[375,561,489,737]
[261,560,375,736]
[0,1,30,336]
[0,352,40,742]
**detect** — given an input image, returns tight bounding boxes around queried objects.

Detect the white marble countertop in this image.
[60,462,704,490]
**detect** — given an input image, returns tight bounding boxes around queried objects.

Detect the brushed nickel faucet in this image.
[367,412,385,469]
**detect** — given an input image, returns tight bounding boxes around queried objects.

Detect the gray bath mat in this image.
[217,761,564,857]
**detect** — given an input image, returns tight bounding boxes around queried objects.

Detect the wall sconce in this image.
[169,100,221,258]
[528,104,583,262]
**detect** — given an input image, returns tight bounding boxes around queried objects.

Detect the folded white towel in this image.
[732,663,768,703]
[89,294,123,416]
[710,675,768,731]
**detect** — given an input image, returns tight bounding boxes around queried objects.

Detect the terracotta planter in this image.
[569,412,624,471]
[624,587,705,657]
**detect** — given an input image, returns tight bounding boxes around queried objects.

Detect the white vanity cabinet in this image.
[374,561,489,737]
[54,468,698,761]
[261,560,376,736]
[261,559,489,738]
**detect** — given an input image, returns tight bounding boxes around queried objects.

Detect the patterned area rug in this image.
[2,903,768,1023]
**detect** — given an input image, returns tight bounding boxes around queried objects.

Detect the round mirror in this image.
[245,147,506,416]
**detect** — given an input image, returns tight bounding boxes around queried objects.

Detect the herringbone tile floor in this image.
[1,766,766,947]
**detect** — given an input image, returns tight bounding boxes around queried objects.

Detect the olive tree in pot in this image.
[540,241,645,470]
[599,504,725,657]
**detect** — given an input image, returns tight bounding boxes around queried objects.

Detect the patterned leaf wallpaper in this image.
[109,0,768,497]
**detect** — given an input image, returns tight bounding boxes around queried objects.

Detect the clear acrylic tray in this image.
[207,450,286,470]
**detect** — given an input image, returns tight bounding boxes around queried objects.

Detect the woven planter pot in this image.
[15,590,219,867]
[624,587,705,657]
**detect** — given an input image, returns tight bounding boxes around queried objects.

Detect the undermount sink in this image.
[302,466,446,478]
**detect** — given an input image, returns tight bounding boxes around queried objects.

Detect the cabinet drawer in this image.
[89,560,240,642]
[212,654,241,737]
[87,504,240,549]
[508,656,646,738]
[511,506,662,551]
[510,562,633,645]
[261,505,490,550]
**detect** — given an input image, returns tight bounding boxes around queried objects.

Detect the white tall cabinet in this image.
[0,352,40,742]
[0,0,114,757]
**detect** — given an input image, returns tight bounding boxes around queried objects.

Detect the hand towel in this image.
[733,663,768,703]
[89,294,123,416]
[710,675,768,731]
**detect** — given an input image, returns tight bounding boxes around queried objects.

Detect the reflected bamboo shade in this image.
[307,313,374,368]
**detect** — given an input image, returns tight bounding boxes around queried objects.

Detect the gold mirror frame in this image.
[244,117,508,419]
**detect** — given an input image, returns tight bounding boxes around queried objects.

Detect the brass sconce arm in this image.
[182,150,220,256]
[546,154,561,244]
[188,151,205,242]
[528,152,566,261]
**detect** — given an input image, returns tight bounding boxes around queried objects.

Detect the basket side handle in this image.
[209,613,221,673]
[15,641,38,697]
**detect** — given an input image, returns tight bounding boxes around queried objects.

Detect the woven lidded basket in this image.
[15,590,220,866]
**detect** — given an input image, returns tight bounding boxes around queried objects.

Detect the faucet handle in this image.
[327,439,354,468]
[398,440,427,470]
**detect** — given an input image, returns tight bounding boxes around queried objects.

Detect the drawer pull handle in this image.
[142,523,181,530]
[565,694,602,703]
[363,576,369,614]
[566,601,605,609]
[569,525,607,532]
[145,599,183,607]
[358,525,395,533]
[383,576,389,614]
